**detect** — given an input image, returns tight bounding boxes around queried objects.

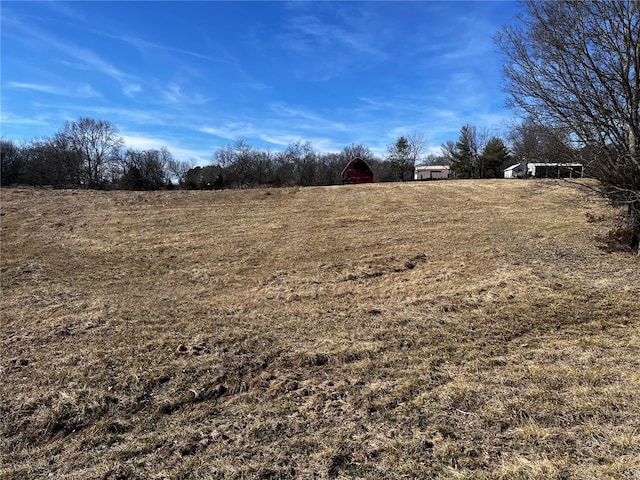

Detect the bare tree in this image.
[272,150,295,187]
[507,117,543,167]
[214,139,254,188]
[167,157,193,187]
[60,118,123,188]
[439,140,458,166]
[507,117,576,175]
[385,131,426,181]
[1,139,25,186]
[17,136,83,188]
[282,140,317,187]
[214,139,274,187]
[341,143,376,164]
[496,0,640,244]
[116,148,169,190]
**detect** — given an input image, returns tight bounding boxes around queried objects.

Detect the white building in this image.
[504,162,584,179]
[414,165,452,180]
[503,163,524,179]
[527,163,584,178]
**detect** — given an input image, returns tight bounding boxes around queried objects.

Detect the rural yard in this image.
[1,180,639,479]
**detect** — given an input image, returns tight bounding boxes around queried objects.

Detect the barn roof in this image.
[504,164,522,172]
[341,157,373,175]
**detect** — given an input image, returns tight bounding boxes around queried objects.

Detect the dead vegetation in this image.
[1,180,639,479]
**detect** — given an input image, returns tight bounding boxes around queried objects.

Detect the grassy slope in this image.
[1,180,639,479]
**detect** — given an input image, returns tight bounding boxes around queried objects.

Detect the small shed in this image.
[414,165,452,180]
[503,163,524,179]
[342,157,374,184]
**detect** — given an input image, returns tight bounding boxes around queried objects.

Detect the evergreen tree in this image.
[481,137,511,178]
[451,125,478,178]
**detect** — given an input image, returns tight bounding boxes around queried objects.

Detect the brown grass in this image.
[1,180,639,479]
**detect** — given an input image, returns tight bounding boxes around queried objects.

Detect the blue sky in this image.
[1,1,522,165]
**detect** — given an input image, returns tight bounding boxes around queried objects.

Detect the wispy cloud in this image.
[160,83,213,106]
[122,84,142,98]
[283,12,383,58]
[215,49,272,91]
[0,111,51,127]
[256,133,303,147]
[31,103,178,131]
[9,82,100,98]
[200,122,257,141]
[39,1,87,22]
[200,117,342,153]
[355,96,427,116]
[269,103,348,132]
[58,43,142,97]
[120,133,209,163]
[277,5,387,80]
[6,16,142,97]
[111,34,214,61]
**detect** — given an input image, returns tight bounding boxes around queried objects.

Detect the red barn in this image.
[341,157,374,184]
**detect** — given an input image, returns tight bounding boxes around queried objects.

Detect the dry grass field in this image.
[1,180,639,479]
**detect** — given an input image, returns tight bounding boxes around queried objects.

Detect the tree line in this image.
[0,122,393,190]
[0,118,188,190]
[4,115,581,190]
